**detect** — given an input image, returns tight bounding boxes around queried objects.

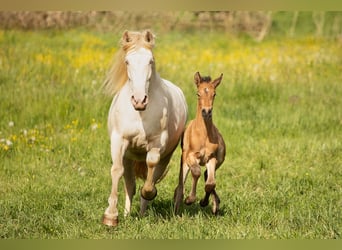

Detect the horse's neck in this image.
[149,70,163,93]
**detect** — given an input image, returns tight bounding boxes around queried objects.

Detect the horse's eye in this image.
[149,59,154,65]
[125,60,129,65]
[197,93,200,97]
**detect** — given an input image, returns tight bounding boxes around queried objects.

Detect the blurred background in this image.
[0,11,341,41]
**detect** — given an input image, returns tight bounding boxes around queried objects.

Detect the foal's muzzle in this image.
[202,108,213,119]
[131,95,149,111]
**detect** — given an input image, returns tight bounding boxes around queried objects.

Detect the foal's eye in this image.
[125,60,129,65]
[196,93,200,97]
[149,59,154,65]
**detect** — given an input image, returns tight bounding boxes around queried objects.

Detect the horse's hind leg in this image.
[123,158,136,217]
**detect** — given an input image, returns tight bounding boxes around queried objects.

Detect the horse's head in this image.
[194,72,223,120]
[122,30,155,111]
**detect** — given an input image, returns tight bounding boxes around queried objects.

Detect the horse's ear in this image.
[194,72,201,86]
[122,30,131,43]
[212,73,223,88]
[144,30,155,46]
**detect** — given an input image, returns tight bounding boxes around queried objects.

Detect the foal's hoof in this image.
[185,196,196,205]
[141,187,157,201]
[199,198,209,207]
[102,215,119,227]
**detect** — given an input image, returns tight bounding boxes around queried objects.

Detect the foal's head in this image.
[194,72,223,120]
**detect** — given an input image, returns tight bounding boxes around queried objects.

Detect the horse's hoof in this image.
[102,215,119,227]
[141,187,157,201]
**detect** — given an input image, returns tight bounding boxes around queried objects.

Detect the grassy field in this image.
[0,28,341,239]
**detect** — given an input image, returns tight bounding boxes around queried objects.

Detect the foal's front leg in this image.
[185,153,201,205]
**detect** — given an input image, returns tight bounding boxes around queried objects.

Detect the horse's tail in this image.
[134,161,147,180]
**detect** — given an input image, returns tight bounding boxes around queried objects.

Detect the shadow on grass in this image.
[146,197,229,220]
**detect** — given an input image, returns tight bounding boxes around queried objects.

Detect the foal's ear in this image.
[212,73,223,88]
[143,30,155,46]
[194,72,202,86]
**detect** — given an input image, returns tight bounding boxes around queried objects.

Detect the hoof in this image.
[102,215,119,227]
[185,196,196,205]
[199,198,209,207]
[141,187,157,201]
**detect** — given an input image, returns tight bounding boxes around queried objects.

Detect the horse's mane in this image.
[103,30,155,96]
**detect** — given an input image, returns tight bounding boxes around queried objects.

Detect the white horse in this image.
[102,30,187,226]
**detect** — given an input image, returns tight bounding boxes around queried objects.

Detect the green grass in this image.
[0,28,341,239]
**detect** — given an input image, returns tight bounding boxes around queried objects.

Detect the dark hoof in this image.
[199,198,209,207]
[102,215,119,227]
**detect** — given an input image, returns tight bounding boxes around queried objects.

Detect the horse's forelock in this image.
[121,31,155,52]
[103,31,155,96]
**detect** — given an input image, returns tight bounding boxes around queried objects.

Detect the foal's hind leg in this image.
[199,170,221,214]
[174,156,190,214]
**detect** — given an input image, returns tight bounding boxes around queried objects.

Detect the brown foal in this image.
[174,72,226,215]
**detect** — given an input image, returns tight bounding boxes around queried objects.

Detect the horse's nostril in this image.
[142,95,148,105]
[131,95,148,111]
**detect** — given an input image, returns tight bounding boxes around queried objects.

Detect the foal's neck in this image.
[195,106,215,137]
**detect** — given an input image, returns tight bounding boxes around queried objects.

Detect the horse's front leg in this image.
[141,147,160,201]
[103,134,128,227]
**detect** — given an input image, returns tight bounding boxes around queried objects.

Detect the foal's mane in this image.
[103,30,155,96]
[200,76,212,83]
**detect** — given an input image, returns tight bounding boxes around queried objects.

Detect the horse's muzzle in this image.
[131,95,149,111]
